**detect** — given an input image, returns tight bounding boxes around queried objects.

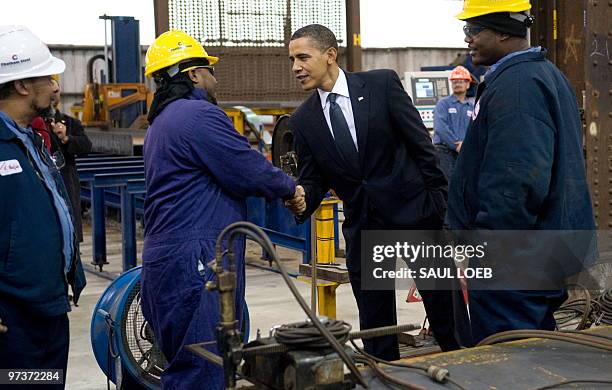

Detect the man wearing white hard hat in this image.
[0,26,86,388]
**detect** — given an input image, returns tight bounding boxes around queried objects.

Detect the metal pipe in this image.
[345,0,362,71]
[153,0,170,37]
[310,217,317,315]
[99,15,110,84]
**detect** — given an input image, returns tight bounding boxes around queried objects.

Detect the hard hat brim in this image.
[144,55,219,78]
[27,56,66,79]
[207,55,219,66]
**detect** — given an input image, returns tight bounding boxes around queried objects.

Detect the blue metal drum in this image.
[91,266,251,389]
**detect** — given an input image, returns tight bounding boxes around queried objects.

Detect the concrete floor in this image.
[66,222,426,389]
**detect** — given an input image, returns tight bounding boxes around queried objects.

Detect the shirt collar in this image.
[0,111,31,138]
[449,94,472,105]
[485,46,542,79]
[318,68,349,109]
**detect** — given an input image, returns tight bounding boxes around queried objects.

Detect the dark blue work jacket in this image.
[0,112,85,316]
[448,50,595,232]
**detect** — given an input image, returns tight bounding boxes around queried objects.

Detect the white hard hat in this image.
[0,25,65,85]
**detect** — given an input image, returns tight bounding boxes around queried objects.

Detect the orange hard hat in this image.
[450,66,472,81]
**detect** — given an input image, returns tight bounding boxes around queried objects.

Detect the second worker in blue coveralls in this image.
[433,65,473,183]
[141,30,305,389]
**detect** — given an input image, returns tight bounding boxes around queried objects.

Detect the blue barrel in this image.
[91,266,250,388]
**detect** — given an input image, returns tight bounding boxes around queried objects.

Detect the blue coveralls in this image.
[141,89,295,389]
[447,49,596,343]
[432,94,473,182]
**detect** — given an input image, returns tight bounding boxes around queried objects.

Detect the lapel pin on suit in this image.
[358,96,364,101]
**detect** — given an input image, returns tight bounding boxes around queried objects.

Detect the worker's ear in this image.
[497,32,512,42]
[13,80,31,96]
[187,69,199,84]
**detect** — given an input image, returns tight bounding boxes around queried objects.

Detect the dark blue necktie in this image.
[328,93,359,170]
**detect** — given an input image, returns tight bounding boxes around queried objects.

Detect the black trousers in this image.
[344,215,471,360]
[0,298,69,389]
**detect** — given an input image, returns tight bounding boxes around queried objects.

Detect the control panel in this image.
[404,71,452,130]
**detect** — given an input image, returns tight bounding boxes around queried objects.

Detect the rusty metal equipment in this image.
[188,221,420,390]
[531,0,612,238]
[530,1,612,289]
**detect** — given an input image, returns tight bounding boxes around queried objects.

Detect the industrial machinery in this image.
[81,15,151,130]
[187,222,428,390]
[74,16,153,155]
[90,265,251,389]
[404,71,452,130]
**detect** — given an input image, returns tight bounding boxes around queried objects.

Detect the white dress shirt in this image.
[317,69,359,150]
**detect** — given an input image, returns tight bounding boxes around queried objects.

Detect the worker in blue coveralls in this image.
[433,65,473,183]
[449,0,596,344]
[141,30,305,389]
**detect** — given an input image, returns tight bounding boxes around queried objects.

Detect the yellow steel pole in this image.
[314,199,341,318]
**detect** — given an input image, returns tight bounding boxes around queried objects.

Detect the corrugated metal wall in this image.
[49,44,464,111]
[362,47,467,76]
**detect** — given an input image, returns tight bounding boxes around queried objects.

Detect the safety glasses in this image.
[181,65,215,76]
[197,66,215,76]
[463,24,487,38]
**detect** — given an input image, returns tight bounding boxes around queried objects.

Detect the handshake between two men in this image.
[285,185,306,215]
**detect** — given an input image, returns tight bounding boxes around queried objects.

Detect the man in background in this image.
[49,77,92,243]
[433,65,473,182]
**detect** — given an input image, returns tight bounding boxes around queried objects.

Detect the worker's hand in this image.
[454,141,463,153]
[285,185,306,215]
[52,121,69,144]
[0,317,7,334]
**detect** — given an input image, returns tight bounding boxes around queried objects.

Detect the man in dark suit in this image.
[286,24,470,360]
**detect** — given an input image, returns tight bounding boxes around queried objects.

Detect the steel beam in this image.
[345,0,362,72]
[153,0,169,37]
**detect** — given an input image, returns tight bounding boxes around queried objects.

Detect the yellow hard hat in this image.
[457,0,531,20]
[144,30,218,78]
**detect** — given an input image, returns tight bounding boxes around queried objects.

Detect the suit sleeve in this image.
[387,71,447,195]
[186,107,296,200]
[61,116,92,156]
[292,120,330,224]
[474,112,554,229]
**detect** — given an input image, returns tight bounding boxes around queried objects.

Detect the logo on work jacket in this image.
[0,159,23,176]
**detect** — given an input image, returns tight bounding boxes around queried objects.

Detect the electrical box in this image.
[404,71,452,129]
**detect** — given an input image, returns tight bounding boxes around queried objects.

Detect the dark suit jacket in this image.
[290,69,447,234]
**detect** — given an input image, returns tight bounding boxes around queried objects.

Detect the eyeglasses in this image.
[463,24,487,38]
[198,66,215,76]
